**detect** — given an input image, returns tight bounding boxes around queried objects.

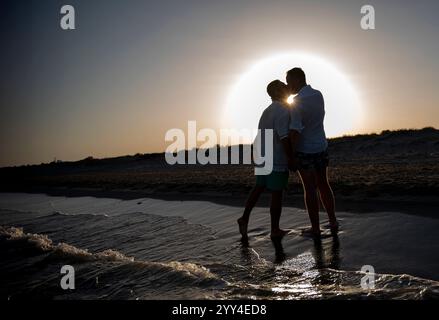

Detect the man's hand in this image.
[288,156,300,172]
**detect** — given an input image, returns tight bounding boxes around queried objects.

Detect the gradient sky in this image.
[1,0,439,166]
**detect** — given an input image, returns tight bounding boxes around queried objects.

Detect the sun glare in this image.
[287,95,295,104]
[222,52,362,142]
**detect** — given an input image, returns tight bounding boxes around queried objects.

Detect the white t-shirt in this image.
[257,101,290,172]
[289,85,328,153]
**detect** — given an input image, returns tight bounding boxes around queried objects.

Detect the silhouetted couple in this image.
[238,67,338,241]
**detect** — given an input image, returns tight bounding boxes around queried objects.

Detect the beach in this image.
[1,129,439,299]
[1,192,439,300]
[2,0,439,308]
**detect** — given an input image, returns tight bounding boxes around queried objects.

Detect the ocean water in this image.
[1,193,439,300]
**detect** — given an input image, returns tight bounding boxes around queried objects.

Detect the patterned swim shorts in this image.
[297,150,329,170]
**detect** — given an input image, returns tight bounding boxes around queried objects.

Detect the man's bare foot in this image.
[270,229,289,239]
[329,221,339,234]
[301,227,321,238]
[237,217,248,240]
[325,220,339,234]
[323,220,339,233]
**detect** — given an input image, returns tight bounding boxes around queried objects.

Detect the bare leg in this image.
[238,186,265,239]
[316,167,338,232]
[299,169,321,237]
[270,190,288,239]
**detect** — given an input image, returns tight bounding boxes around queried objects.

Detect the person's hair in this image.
[286,67,306,84]
[266,80,287,99]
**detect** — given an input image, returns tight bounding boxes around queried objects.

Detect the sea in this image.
[1,193,438,300]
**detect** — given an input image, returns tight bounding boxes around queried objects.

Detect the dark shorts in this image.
[297,150,329,170]
[255,171,289,191]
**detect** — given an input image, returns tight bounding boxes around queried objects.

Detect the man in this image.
[286,68,338,237]
[237,80,294,241]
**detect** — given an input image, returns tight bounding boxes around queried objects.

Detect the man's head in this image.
[286,67,307,94]
[267,80,289,102]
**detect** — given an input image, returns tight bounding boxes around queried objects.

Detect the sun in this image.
[222,52,362,142]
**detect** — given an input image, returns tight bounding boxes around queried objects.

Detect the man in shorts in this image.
[287,67,338,238]
[237,80,294,241]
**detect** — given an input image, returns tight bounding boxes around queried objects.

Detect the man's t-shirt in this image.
[257,101,290,172]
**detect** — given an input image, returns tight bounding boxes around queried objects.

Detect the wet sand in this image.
[1,192,439,300]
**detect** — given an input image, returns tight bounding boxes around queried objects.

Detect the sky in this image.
[1,0,439,166]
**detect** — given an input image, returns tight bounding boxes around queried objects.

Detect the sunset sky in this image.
[1,0,439,166]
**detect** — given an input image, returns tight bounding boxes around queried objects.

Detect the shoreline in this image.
[2,186,438,219]
[2,190,439,286]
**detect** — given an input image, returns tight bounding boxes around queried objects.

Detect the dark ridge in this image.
[0,128,438,205]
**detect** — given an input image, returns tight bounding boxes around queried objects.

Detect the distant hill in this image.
[1,127,438,200]
[328,127,439,159]
[1,127,438,173]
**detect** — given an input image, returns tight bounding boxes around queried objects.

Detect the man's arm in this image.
[280,136,293,161]
[288,130,301,171]
[288,104,303,171]
[273,105,293,164]
[281,136,300,172]
[289,129,300,154]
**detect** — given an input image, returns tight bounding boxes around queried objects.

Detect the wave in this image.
[2,225,439,300]
[0,225,226,290]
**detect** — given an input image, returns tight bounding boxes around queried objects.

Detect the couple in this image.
[238,67,338,241]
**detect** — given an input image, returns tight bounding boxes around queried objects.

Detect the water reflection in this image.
[234,234,439,299]
[269,235,342,298]
[270,235,341,269]
[312,235,341,270]
[271,237,286,263]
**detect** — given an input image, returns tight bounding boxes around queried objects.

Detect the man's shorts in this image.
[297,150,329,170]
[256,171,289,191]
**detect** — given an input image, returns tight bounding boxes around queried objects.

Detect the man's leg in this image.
[316,167,338,231]
[299,169,321,236]
[270,190,288,239]
[238,186,265,239]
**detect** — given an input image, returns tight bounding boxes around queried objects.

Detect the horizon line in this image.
[1,126,437,169]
